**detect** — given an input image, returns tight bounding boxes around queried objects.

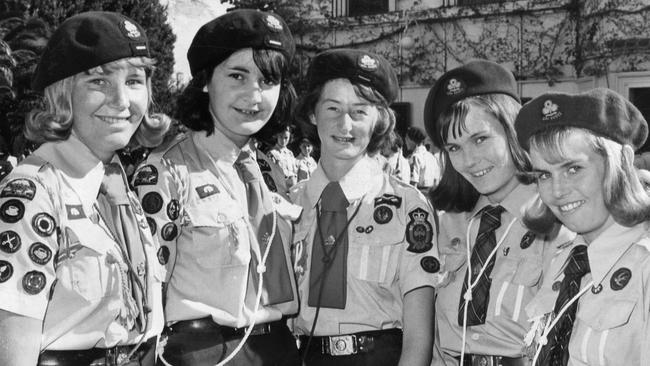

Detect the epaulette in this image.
[152,132,190,162]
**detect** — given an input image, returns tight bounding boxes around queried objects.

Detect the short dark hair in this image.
[406,127,426,144]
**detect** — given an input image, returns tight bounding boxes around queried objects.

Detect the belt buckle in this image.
[327,335,357,356]
[250,323,272,336]
[471,355,496,366]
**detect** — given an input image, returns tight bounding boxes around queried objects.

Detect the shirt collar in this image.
[193,128,243,166]
[586,221,648,286]
[468,182,534,220]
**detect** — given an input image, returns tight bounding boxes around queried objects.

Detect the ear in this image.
[309,114,317,126]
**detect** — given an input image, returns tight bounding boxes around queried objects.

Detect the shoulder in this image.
[149,133,191,164]
[289,179,308,203]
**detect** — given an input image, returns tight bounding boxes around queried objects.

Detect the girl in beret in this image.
[0,11,168,366]
[516,88,650,366]
[423,60,572,366]
[290,48,442,366]
[136,9,301,366]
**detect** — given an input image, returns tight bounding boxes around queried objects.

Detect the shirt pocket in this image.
[578,298,636,331]
[491,256,543,287]
[57,231,110,302]
[348,226,404,286]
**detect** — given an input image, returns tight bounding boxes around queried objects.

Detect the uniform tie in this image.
[539,244,590,366]
[235,150,293,305]
[459,205,505,326]
[96,162,148,332]
[308,181,349,309]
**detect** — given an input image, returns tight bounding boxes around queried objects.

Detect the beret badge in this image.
[122,20,141,39]
[358,54,378,71]
[446,78,465,96]
[265,15,283,32]
[542,100,561,121]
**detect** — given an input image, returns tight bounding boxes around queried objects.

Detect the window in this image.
[332,0,395,17]
[457,0,511,5]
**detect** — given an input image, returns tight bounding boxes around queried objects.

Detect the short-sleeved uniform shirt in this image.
[268,146,297,180]
[433,183,573,364]
[135,129,300,328]
[290,156,443,336]
[0,135,164,350]
[525,222,650,366]
[295,153,317,183]
[408,145,441,189]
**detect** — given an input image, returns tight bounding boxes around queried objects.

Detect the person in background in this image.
[0,11,169,366]
[405,126,441,193]
[135,9,301,366]
[423,59,573,366]
[516,88,650,366]
[268,125,298,188]
[295,137,317,183]
[291,48,442,366]
[380,131,410,184]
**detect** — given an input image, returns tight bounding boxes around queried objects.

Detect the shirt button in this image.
[217,214,226,222]
[552,281,562,291]
[471,333,480,341]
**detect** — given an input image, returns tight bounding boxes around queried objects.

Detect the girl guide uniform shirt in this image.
[0,134,164,350]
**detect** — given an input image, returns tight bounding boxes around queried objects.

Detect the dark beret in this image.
[424,60,520,147]
[187,9,294,77]
[306,48,399,104]
[32,11,149,92]
[515,88,648,151]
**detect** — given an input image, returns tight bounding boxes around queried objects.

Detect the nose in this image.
[459,145,479,170]
[245,80,263,104]
[551,176,569,199]
[337,112,353,133]
[108,84,130,109]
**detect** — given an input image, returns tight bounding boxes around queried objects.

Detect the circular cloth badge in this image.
[610,267,632,291]
[29,242,52,265]
[520,231,536,249]
[0,230,21,253]
[23,270,46,294]
[167,199,180,220]
[420,256,440,273]
[32,212,56,237]
[157,246,170,265]
[142,192,164,214]
[0,199,24,223]
[0,260,13,282]
[373,206,393,224]
[161,222,178,241]
[146,217,157,236]
[406,208,433,253]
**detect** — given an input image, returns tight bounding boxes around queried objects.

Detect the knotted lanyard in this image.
[96,162,148,332]
[235,150,293,305]
[308,181,351,309]
[539,244,590,366]
[459,205,505,326]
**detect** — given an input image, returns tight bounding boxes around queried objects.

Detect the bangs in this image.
[252,49,287,84]
[84,57,156,77]
[440,100,471,145]
[529,127,595,164]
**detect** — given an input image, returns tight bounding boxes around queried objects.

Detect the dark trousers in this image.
[38,338,156,366]
[159,320,299,366]
[299,330,402,366]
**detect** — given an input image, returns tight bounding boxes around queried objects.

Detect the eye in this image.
[126,77,146,86]
[567,166,581,175]
[445,145,459,153]
[537,172,551,181]
[261,78,279,87]
[475,136,486,144]
[229,73,244,81]
[88,78,107,86]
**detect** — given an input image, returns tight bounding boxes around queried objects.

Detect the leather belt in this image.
[38,337,155,366]
[455,354,528,366]
[167,316,284,339]
[300,328,402,356]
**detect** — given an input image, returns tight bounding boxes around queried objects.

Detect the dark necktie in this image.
[459,205,505,326]
[539,244,590,366]
[96,162,148,332]
[235,151,293,305]
[308,181,349,309]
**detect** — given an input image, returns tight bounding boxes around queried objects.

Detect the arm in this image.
[398,286,435,366]
[0,309,41,366]
[410,154,422,186]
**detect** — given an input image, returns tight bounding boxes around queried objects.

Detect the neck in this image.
[320,154,363,182]
[486,176,519,204]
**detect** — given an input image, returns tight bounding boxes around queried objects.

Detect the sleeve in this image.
[410,154,422,184]
[0,172,58,319]
[133,154,182,282]
[398,186,443,295]
[641,256,650,365]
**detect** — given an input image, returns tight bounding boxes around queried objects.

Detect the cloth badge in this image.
[0,199,24,223]
[161,222,178,241]
[166,199,180,220]
[0,230,21,253]
[406,207,433,253]
[374,194,402,208]
[146,217,156,236]
[520,231,536,249]
[591,284,603,294]
[142,192,164,214]
[373,205,393,224]
[29,243,52,265]
[133,165,158,186]
[610,267,631,291]
[265,14,283,32]
[32,212,56,237]
[157,246,170,265]
[0,260,12,282]
[420,256,440,273]
[121,19,141,39]
[0,178,36,200]
[446,78,465,96]
[195,184,219,199]
[65,205,85,219]
[22,270,46,294]
[358,54,378,71]
[541,99,561,120]
[263,173,277,193]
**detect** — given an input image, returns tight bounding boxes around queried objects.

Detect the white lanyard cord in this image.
[530,280,594,366]
[459,214,518,365]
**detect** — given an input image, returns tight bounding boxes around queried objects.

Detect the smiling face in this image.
[314,78,379,168]
[71,58,149,162]
[444,105,519,203]
[207,48,281,147]
[530,132,614,242]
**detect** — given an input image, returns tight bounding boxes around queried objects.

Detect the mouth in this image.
[234,107,261,116]
[333,136,354,143]
[471,167,492,178]
[558,200,585,213]
[97,116,131,124]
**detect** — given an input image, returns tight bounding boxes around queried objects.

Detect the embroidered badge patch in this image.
[265,14,283,32]
[0,178,36,200]
[196,184,219,199]
[167,199,180,220]
[32,212,56,237]
[446,78,465,96]
[122,20,141,39]
[374,194,402,208]
[610,267,631,291]
[541,100,561,120]
[591,284,603,294]
[0,199,24,223]
[520,231,536,249]
[142,192,164,214]
[420,256,440,273]
[23,270,46,294]
[0,230,21,253]
[146,217,157,236]
[358,54,378,71]
[373,205,393,224]
[263,173,277,193]
[28,243,52,265]
[65,205,85,219]
[157,246,170,265]
[133,165,158,186]
[0,260,12,282]
[161,222,178,241]
[406,208,433,253]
